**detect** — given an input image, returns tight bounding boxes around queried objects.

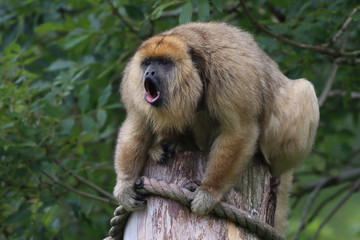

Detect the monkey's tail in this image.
[274,170,293,234]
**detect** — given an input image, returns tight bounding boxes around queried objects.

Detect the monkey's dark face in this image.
[142,57,174,107]
[128,34,203,132]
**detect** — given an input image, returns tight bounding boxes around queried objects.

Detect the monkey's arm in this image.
[191,123,260,215]
[113,114,152,210]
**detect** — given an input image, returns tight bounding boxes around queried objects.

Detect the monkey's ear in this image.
[189,47,203,69]
[189,47,206,81]
[189,47,208,111]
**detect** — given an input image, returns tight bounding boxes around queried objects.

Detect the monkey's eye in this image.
[159,58,171,65]
[143,59,151,66]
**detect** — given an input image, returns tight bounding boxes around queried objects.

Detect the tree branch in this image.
[344,148,360,164]
[328,90,360,99]
[293,179,327,240]
[292,183,349,238]
[311,179,360,240]
[294,168,360,195]
[318,34,348,107]
[318,62,339,107]
[238,0,360,57]
[306,184,349,227]
[324,7,358,48]
[336,57,360,65]
[53,158,116,200]
[42,170,117,206]
[264,1,286,23]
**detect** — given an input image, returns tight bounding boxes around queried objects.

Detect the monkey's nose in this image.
[145,71,156,76]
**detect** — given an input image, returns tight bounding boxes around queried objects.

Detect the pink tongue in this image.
[146,90,160,103]
[144,78,160,103]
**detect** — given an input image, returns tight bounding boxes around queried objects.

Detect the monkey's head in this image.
[122,34,204,133]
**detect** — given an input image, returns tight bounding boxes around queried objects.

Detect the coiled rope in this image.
[107,176,284,240]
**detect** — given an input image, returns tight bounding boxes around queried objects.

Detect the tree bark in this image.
[123,151,272,240]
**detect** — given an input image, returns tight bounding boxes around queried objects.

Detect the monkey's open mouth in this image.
[144,78,160,104]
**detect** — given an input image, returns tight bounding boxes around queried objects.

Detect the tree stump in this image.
[123,151,272,240]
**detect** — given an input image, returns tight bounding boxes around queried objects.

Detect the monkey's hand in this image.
[191,187,220,215]
[148,142,180,164]
[113,180,147,211]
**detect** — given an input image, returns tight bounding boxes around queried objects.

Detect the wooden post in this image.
[123,151,272,240]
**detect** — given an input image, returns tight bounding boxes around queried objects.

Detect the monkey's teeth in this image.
[145,91,160,103]
[145,78,160,103]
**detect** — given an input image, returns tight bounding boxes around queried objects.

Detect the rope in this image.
[108,176,284,240]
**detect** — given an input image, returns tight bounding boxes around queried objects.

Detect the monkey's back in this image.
[166,22,259,52]
[162,23,319,170]
[162,22,285,124]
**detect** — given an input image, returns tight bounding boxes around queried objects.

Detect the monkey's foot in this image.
[191,188,219,215]
[149,142,178,164]
[160,143,176,162]
[113,182,147,211]
[184,180,200,192]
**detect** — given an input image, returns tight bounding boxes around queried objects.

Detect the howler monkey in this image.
[113,22,319,233]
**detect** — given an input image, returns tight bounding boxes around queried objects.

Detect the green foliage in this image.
[179,2,194,24]
[0,0,359,239]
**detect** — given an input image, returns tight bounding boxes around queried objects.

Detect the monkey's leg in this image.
[191,125,259,215]
[113,115,152,211]
[262,79,319,177]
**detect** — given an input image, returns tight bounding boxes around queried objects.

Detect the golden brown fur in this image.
[113,22,319,234]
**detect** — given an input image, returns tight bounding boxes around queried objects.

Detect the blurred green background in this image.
[1,0,359,239]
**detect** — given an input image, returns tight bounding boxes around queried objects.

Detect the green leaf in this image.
[151,1,182,20]
[139,19,151,37]
[97,109,107,127]
[77,143,85,154]
[47,60,76,71]
[44,102,61,117]
[82,115,95,133]
[2,41,21,60]
[0,13,15,25]
[105,103,122,109]
[353,10,360,21]
[151,6,164,20]
[3,144,14,151]
[23,56,40,65]
[18,140,37,148]
[252,0,266,4]
[98,84,112,107]
[179,2,193,24]
[124,5,143,21]
[296,1,312,18]
[35,22,67,34]
[210,0,223,12]
[198,0,210,21]
[4,210,32,225]
[78,85,90,113]
[5,42,21,54]
[60,118,74,134]
[63,34,91,50]
[2,122,15,129]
